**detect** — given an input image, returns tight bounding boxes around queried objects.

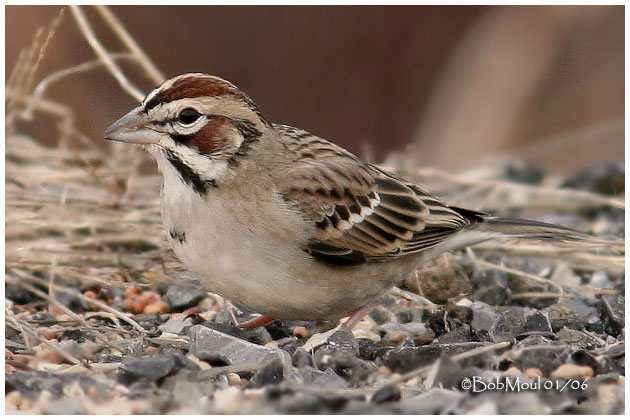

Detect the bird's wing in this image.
[276,127,484,265]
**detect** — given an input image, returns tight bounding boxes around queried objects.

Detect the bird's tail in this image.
[476,217,606,243]
[416,217,622,265]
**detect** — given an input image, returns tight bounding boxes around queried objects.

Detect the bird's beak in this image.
[103,106,161,145]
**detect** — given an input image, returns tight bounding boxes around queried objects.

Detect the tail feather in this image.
[477,217,595,242]
[415,216,622,265]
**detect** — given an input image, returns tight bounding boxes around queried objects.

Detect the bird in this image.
[104,73,599,329]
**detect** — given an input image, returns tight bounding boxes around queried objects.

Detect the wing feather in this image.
[274,125,483,265]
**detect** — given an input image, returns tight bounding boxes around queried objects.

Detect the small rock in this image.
[474,285,510,306]
[550,363,594,379]
[6,371,102,400]
[589,271,611,288]
[504,366,522,375]
[549,299,594,332]
[356,338,393,362]
[471,267,509,288]
[168,375,208,405]
[291,348,312,368]
[523,367,543,378]
[213,386,243,414]
[311,368,348,389]
[371,384,401,404]
[498,392,553,415]
[598,295,624,336]
[118,355,176,383]
[205,322,273,345]
[327,351,376,384]
[503,159,544,185]
[368,307,392,325]
[389,330,408,343]
[413,256,471,304]
[292,326,309,339]
[275,392,325,414]
[43,397,87,415]
[336,398,371,414]
[164,282,207,310]
[189,324,290,365]
[94,353,123,363]
[471,301,500,341]
[5,283,37,305]
[424,355,464,389]
[384,342,484,373]
[296,365,325,385]
[132,313,168,330]
[379,322,434,345]
[248,357,284,388]
[561,162,624,196]
[554,327,602,350]
[464,399,499,415]
[158,315,193,334]
[490,308,552,342]
[55,291,84,313]
[435,325,471,344]
[396,389,462,415]
[512,343,571,376]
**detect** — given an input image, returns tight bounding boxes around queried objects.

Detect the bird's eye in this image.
[178,108,201,125]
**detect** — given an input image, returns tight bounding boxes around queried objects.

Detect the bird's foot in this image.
[342,301,380,328]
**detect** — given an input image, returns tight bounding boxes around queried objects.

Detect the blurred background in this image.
[6,5,624,175]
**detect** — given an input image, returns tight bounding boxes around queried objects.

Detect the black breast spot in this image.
[169,229,187,244]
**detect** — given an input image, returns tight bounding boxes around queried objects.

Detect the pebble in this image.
[291,349,312,368]
[378,322,435,345]
[356,338,394,362]
[523,367,543,378]
[189,324,290,365]
[470,301,500,341]
[164,282,207,310]
[292,326,309,339]
[561,162,624,195]
[377,365,392,377]
[43,397,87,415]
[598,295,624,336]
[118,355,176,383]
[435,325,472,344]
[384,342,483,373]
[396,388,462,414]
[512,343,571,376]
[371,384,401,404]
[388,330,408,343]
[248,358,284,388]
[311,368,348,389]
[550,364,594,379]
[489,308,552,342]
[504,366,522,376]
[424,355,464,389]
[226,372,241,386]
[213,386,243,414]
[549,299,596,332]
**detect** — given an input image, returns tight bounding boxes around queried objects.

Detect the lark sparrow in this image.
[104,73,592,328]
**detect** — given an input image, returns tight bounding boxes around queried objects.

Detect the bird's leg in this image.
[342,301,380,328]
[238,315,276,329]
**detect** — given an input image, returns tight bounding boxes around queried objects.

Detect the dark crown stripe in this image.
[144,76,265,122]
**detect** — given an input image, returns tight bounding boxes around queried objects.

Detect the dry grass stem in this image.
[69,5,144,101]
[94,5,165,85]
[403,167,624,211]
[5,307,85,366]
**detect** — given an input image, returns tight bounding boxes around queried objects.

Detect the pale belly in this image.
[160,184,405,320]
[167,222,405,320]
